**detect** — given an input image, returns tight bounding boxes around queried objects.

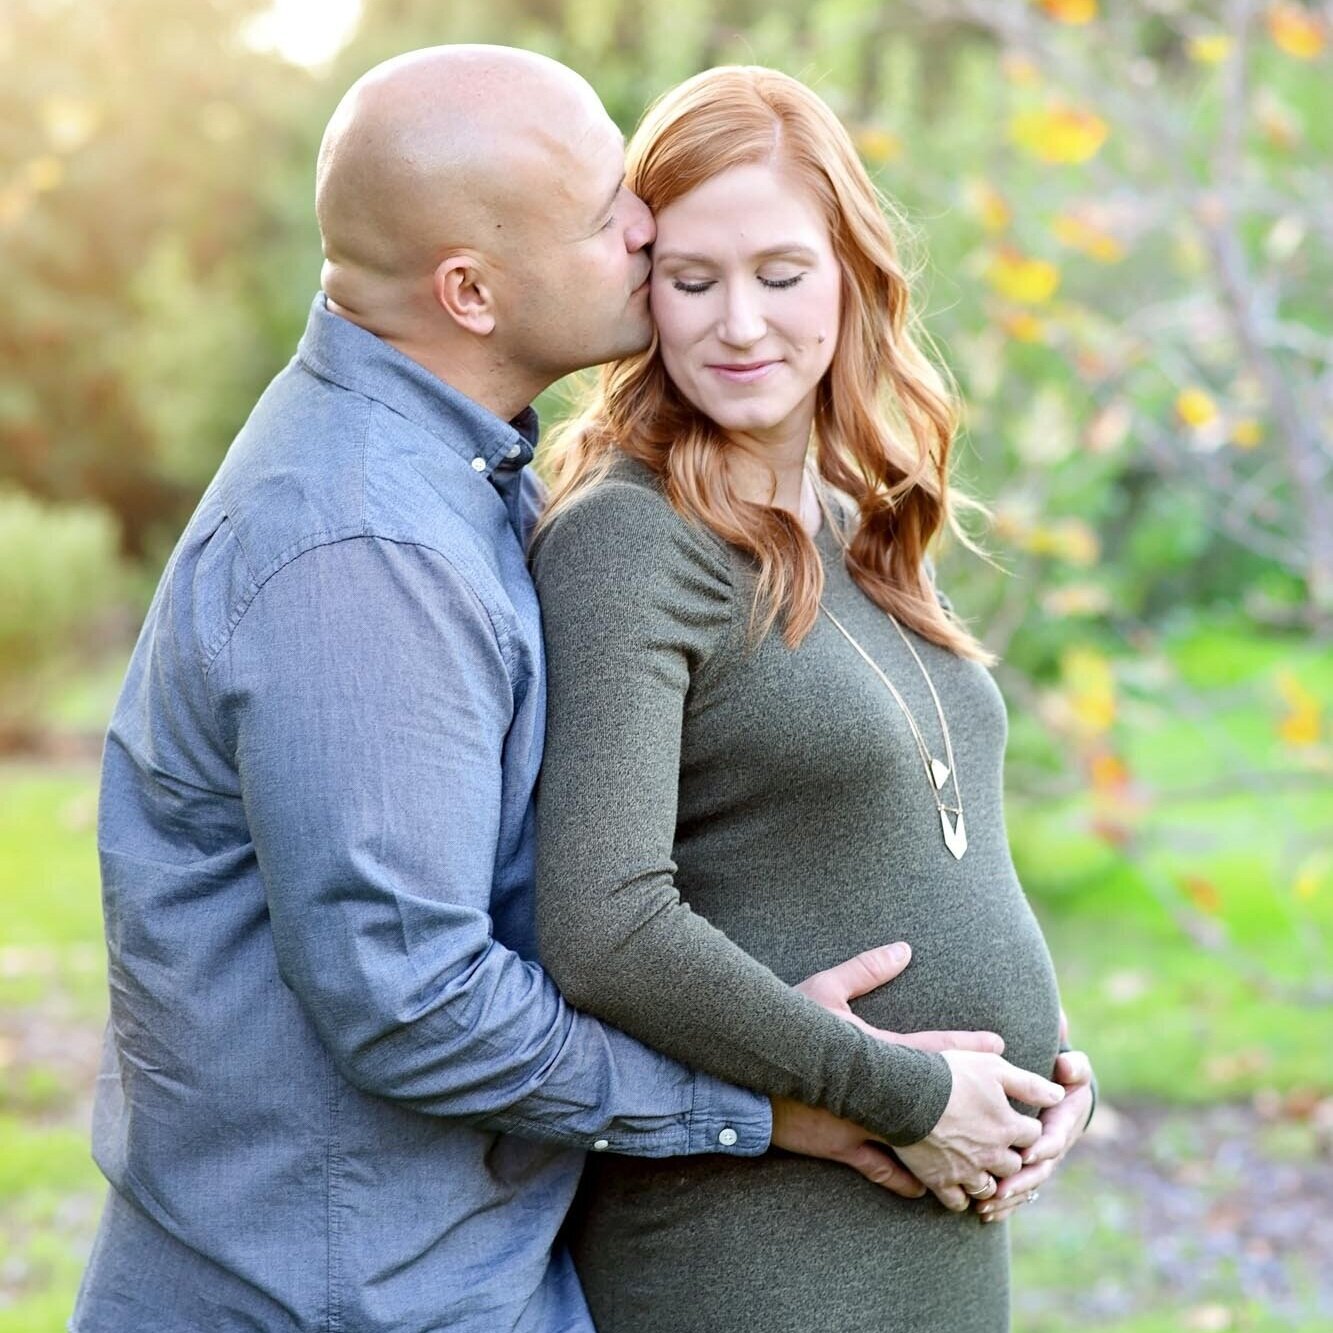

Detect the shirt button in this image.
[592,1139,609,1151]
[505,443,522,459]
[470,457,487,472]
[718,1127,738,1147]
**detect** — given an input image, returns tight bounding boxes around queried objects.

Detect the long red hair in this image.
[538,65,996,663]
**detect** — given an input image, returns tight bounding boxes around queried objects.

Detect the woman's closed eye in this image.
[671,273,806,295]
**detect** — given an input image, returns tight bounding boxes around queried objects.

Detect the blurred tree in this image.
[0,0,320,556]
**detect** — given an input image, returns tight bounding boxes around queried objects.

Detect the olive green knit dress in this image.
[529,458,1062,1333]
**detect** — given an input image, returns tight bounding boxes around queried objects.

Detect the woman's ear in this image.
[433,253,497,336]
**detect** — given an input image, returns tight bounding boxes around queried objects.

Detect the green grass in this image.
[0,1116,104,1333]
[1,615,1328,1329]
[1010,619,1332,1103]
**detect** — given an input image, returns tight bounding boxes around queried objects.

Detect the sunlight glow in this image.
[244,0,364,70]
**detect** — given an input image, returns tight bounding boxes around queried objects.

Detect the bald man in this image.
[72,46,1009,1333]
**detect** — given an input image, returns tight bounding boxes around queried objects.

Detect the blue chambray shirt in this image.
[72,294,772,1333]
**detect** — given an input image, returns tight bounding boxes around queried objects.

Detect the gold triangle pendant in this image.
[940,809,968,859]
[930,758,950,790]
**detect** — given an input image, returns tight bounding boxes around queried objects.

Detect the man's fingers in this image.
[891,1029,1005,1055]
[842,1143,926,1199]
[803,942,911,1004]
[1001,1067,1066,1108]
[934,1183,970,1213]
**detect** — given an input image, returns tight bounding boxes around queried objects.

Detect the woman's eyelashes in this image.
[670,273,806,295]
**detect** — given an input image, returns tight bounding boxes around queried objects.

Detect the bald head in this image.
[316,45,610,300]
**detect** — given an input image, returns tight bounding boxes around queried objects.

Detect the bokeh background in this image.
[2,1,1330,1329]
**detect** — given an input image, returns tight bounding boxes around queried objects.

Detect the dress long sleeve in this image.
[530,477,952,1147]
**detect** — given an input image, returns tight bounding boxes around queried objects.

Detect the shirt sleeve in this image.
[530,482,953,1147]
[207,534,770,1158]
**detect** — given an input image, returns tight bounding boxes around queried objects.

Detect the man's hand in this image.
[769,1097,926,1200]
[894,1051,1066,1212]
[796,942,1005,1055]
[974,1047,1094,1225]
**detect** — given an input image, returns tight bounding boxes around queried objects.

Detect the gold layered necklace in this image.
[809,478,968,860]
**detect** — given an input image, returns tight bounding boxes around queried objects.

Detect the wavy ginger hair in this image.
[538,66,996,664]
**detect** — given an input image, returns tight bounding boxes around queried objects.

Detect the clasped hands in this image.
[770,942,1094,1222]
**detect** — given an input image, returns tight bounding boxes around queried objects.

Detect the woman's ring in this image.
[1026,1189,1040,1205]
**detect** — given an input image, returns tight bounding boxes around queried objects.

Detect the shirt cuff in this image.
[686,1071,773,1157]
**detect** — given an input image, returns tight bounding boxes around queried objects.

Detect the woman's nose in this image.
[718,287,765,348]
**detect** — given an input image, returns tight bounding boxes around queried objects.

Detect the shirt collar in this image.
[296,292,537,477]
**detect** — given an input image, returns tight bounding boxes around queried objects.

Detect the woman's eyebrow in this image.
[654,243,819,265]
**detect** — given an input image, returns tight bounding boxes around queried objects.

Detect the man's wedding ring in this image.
[965,1177,997,1200]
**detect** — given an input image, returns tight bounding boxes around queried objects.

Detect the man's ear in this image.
[433,253,496,336]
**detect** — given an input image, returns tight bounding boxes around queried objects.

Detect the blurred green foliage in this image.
[1,0,1330,1325]
[0,492,125,744]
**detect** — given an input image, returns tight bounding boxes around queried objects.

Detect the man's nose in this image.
[623,189,656,250]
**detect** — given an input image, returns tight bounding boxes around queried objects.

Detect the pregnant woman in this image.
[530,66,1095,1332]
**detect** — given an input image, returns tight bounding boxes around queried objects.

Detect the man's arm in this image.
[205,534,769,1158]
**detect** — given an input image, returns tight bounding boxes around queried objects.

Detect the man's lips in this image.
[707,360,781,383]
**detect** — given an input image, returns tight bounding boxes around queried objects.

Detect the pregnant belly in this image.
[845,877,1062,1085]
[679,849,1064,1087]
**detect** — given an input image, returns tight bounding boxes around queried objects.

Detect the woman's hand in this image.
[795,942,1006,1055]
[974,1047,1095,1224]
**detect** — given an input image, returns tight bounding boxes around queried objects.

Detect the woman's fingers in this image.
[1053,1048,1092,1087]
[976,1158,1057,1222]
[1020,1084,1093,1164]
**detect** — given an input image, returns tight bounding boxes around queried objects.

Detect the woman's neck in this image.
[725,435,821,536]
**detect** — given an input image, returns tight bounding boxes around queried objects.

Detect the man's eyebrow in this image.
[654,243,820,265]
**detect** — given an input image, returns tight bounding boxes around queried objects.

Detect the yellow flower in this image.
[1176,388,1219,428]
[1042,583,1111,616]
[1024,519,1100,566]
[987,250,1061,304]
[1011,104,1110,164]
[1230,418,1264,448]
[1275,670,1322,746]
[1062,645,1116,736]
[1267,3,1326,59]
[1188,33,1234,64]
[854,127,903,165]
[966,179,1011,232]
[1051,212,1125,262]
[1038,0,1098,23]
[1001,53,1043,87]
[1293,851,1328,902]
[999,310,1046,343]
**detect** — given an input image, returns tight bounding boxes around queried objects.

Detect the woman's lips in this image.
[708,361,781,384]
